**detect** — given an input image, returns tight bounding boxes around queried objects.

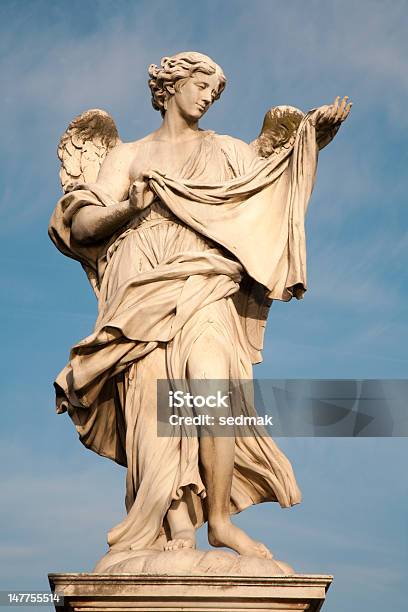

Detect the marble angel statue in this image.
[49,51,351,573]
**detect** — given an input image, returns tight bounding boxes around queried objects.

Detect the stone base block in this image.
[49,573,333,611]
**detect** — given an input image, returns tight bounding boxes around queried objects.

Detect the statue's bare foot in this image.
[208,521,273,560]
[164,529,196,552]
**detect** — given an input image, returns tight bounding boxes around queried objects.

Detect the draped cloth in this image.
[48,114,318,553]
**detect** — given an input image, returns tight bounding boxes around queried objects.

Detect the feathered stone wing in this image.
[250,105,305,159]
[58,109,121,192]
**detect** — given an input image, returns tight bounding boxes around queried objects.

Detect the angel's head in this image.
[148,52,226,120]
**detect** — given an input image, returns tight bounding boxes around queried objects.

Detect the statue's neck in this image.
[156,108,199,143]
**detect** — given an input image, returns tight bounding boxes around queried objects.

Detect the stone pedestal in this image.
[49,573,333,611]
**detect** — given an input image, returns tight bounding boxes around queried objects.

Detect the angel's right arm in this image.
[71,144,135,244]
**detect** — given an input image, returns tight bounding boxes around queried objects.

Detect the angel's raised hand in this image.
[333,95,352,123]
[313,96,352,150]
[315,96,352,128]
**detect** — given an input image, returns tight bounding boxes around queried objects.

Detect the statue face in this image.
[171,72,220,121]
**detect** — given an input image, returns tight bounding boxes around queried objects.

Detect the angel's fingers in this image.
[148,170,166,187]
[336,96,349,121]
[332,95,341,109]
[342,101,352,120]
[331,95,342,119]
[142,170,156,180]
[337,102,352,124]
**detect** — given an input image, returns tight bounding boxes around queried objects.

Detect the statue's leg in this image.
[165,494,196,551]
[187,326,273,560]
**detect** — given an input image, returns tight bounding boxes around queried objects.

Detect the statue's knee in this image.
[187,328,230,379]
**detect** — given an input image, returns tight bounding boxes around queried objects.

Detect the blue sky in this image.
[0,1,407,610]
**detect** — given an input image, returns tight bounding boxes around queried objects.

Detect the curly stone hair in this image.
[148,51,226,117]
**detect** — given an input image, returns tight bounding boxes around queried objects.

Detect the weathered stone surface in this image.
[49,573,333,612]
[93,547,294,575]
